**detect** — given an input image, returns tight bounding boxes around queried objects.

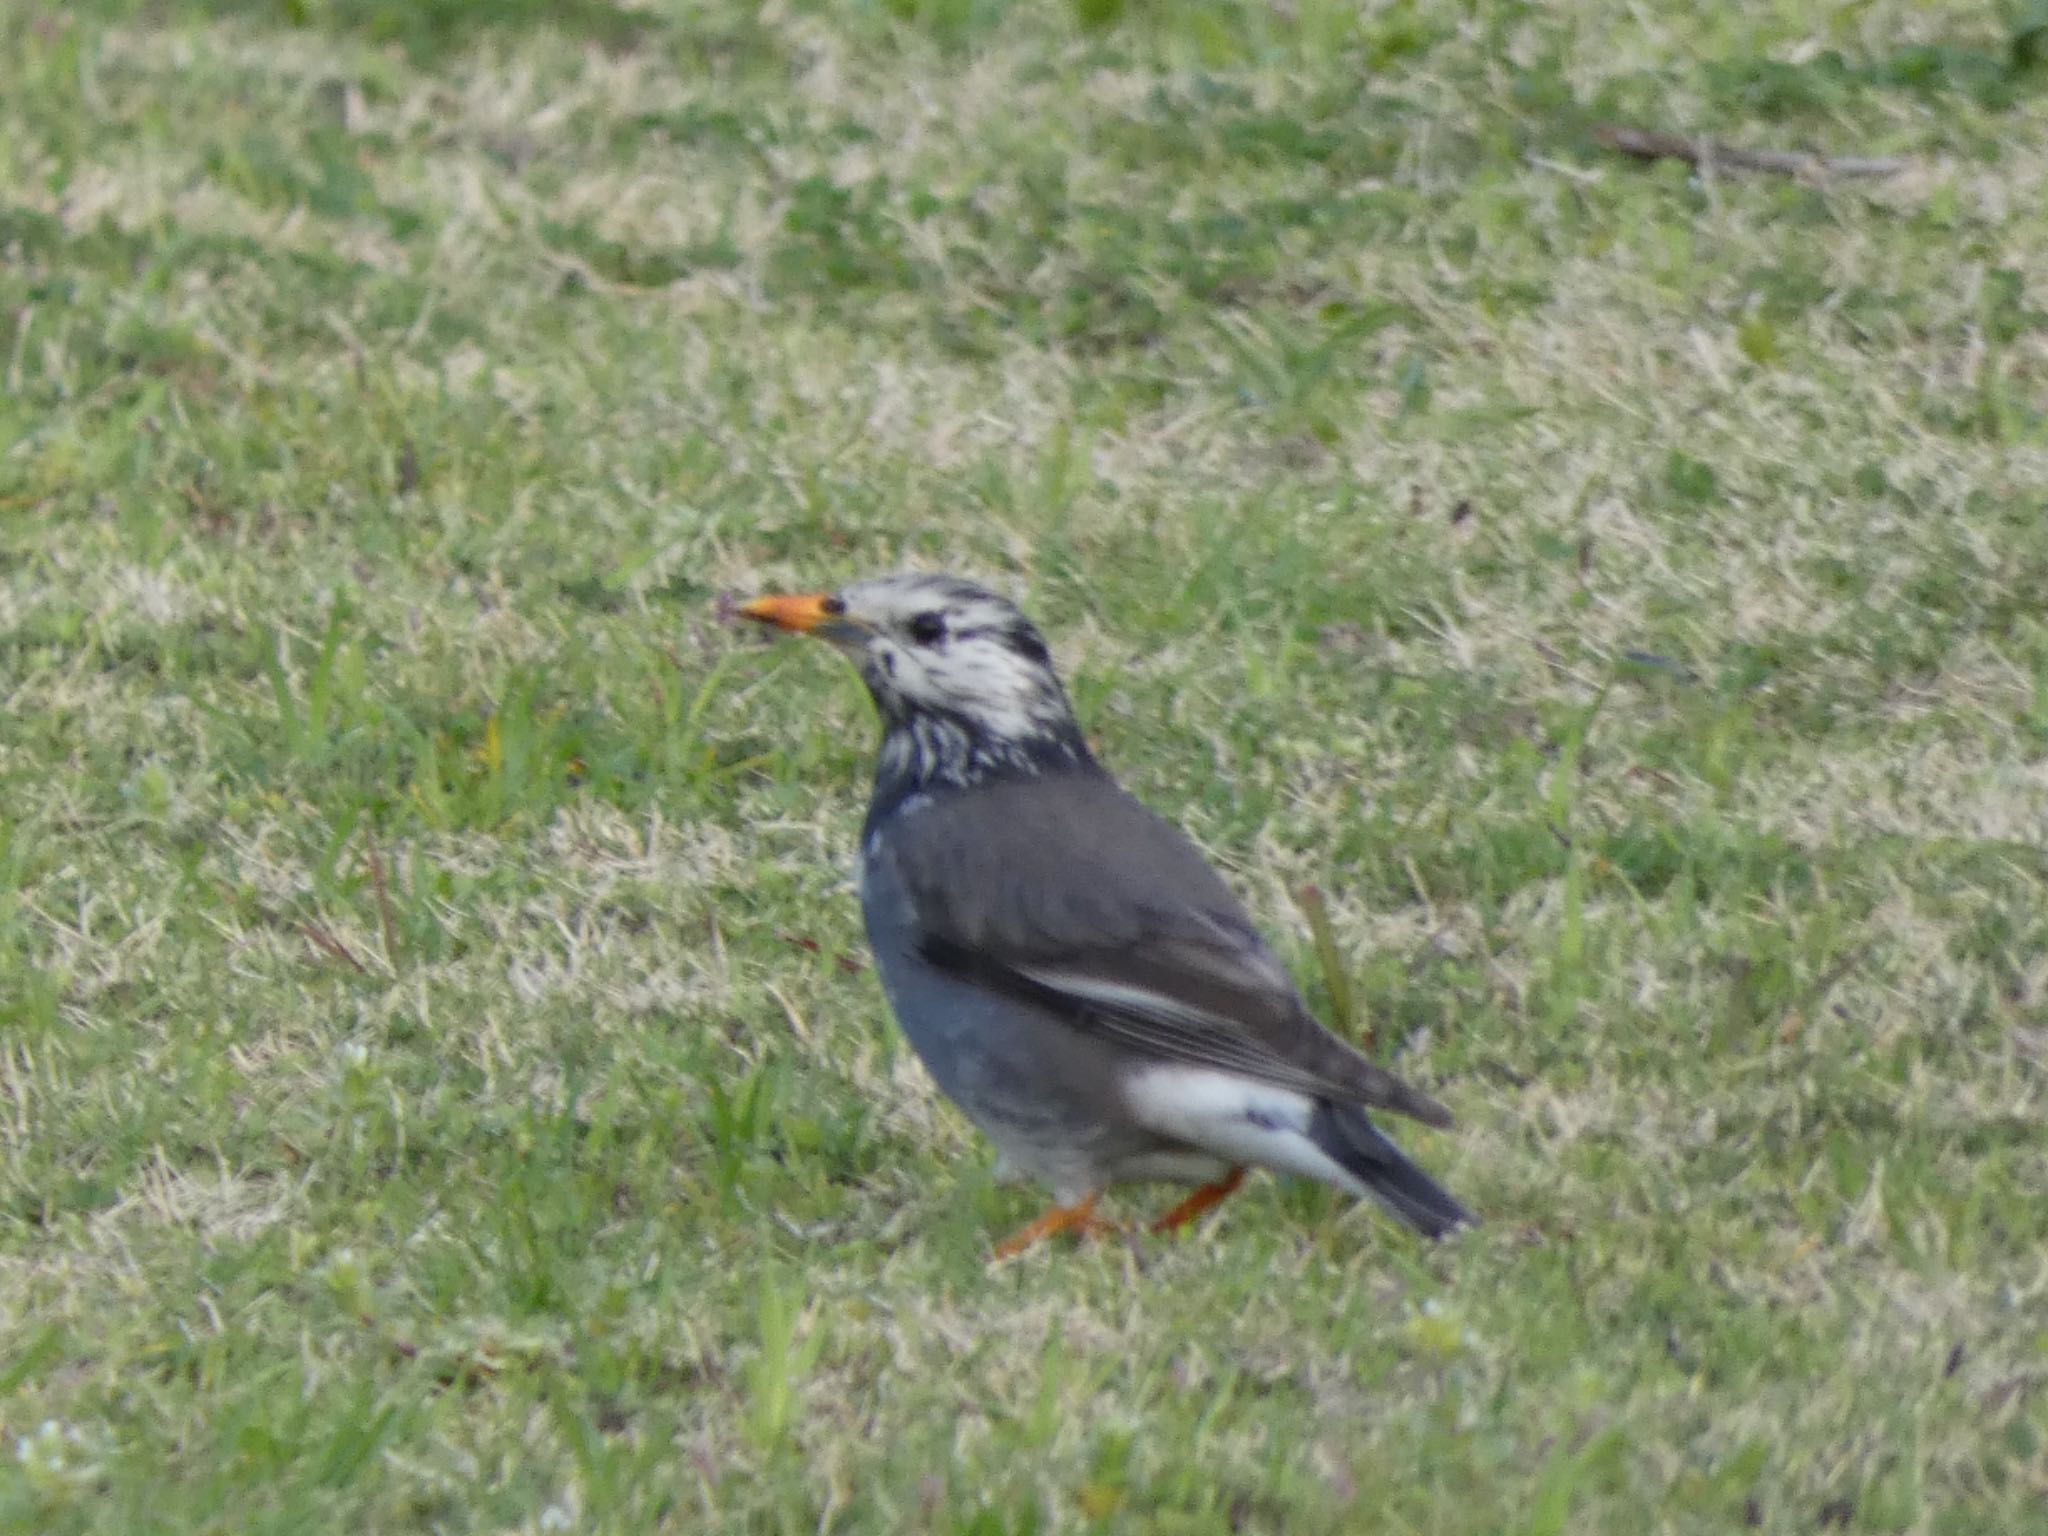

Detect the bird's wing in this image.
[876,773,1452,1128]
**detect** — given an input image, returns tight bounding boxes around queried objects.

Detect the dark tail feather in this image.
[1308,1101,1474,1239]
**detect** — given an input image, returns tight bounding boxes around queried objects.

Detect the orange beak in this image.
[739,592,842,634]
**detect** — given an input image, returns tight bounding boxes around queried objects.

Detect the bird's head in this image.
[740,572,1094,794]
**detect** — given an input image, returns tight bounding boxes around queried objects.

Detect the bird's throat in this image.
[867,709,1095,824]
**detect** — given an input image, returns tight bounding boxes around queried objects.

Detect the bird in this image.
[739,572,1472,1257]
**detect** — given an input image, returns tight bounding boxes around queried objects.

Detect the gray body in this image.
[862,816,1229,1203]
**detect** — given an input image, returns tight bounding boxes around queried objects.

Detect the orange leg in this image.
[1149,1167,1247,1234]
[991,1191,1119,1260]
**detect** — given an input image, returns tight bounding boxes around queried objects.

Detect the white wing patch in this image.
[1014,968,1224,1029]
[1012,965,1328,1095]
[1121,1066,1370,1196]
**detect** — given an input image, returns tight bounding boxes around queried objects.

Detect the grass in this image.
[3,0,2047,1530]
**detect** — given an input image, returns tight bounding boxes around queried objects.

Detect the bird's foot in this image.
[990,1191,1122,1260]
[1149,1167,1247,1234]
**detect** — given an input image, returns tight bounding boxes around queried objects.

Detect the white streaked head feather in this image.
[825,573,1095,797]
[832,573,1071,743]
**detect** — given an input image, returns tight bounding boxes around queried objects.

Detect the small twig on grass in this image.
[301,921,368,974]
[1296,884,1368,1051]
[1776,942,1876,1043]
[364,827,401,972]
[763,980,813,1044]
[1593,124,1909,180]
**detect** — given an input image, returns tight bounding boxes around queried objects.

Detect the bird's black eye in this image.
[821,595,846,616]
[907,611,947,646]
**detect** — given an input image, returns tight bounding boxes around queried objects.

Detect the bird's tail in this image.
[1308,1100,1473,1239]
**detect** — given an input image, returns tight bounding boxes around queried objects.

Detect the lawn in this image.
[3,0,2046,1531]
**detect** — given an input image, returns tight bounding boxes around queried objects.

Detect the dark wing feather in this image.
[877,773,1451,1127]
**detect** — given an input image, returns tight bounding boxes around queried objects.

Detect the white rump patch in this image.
[1121,1066,1370,1196]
